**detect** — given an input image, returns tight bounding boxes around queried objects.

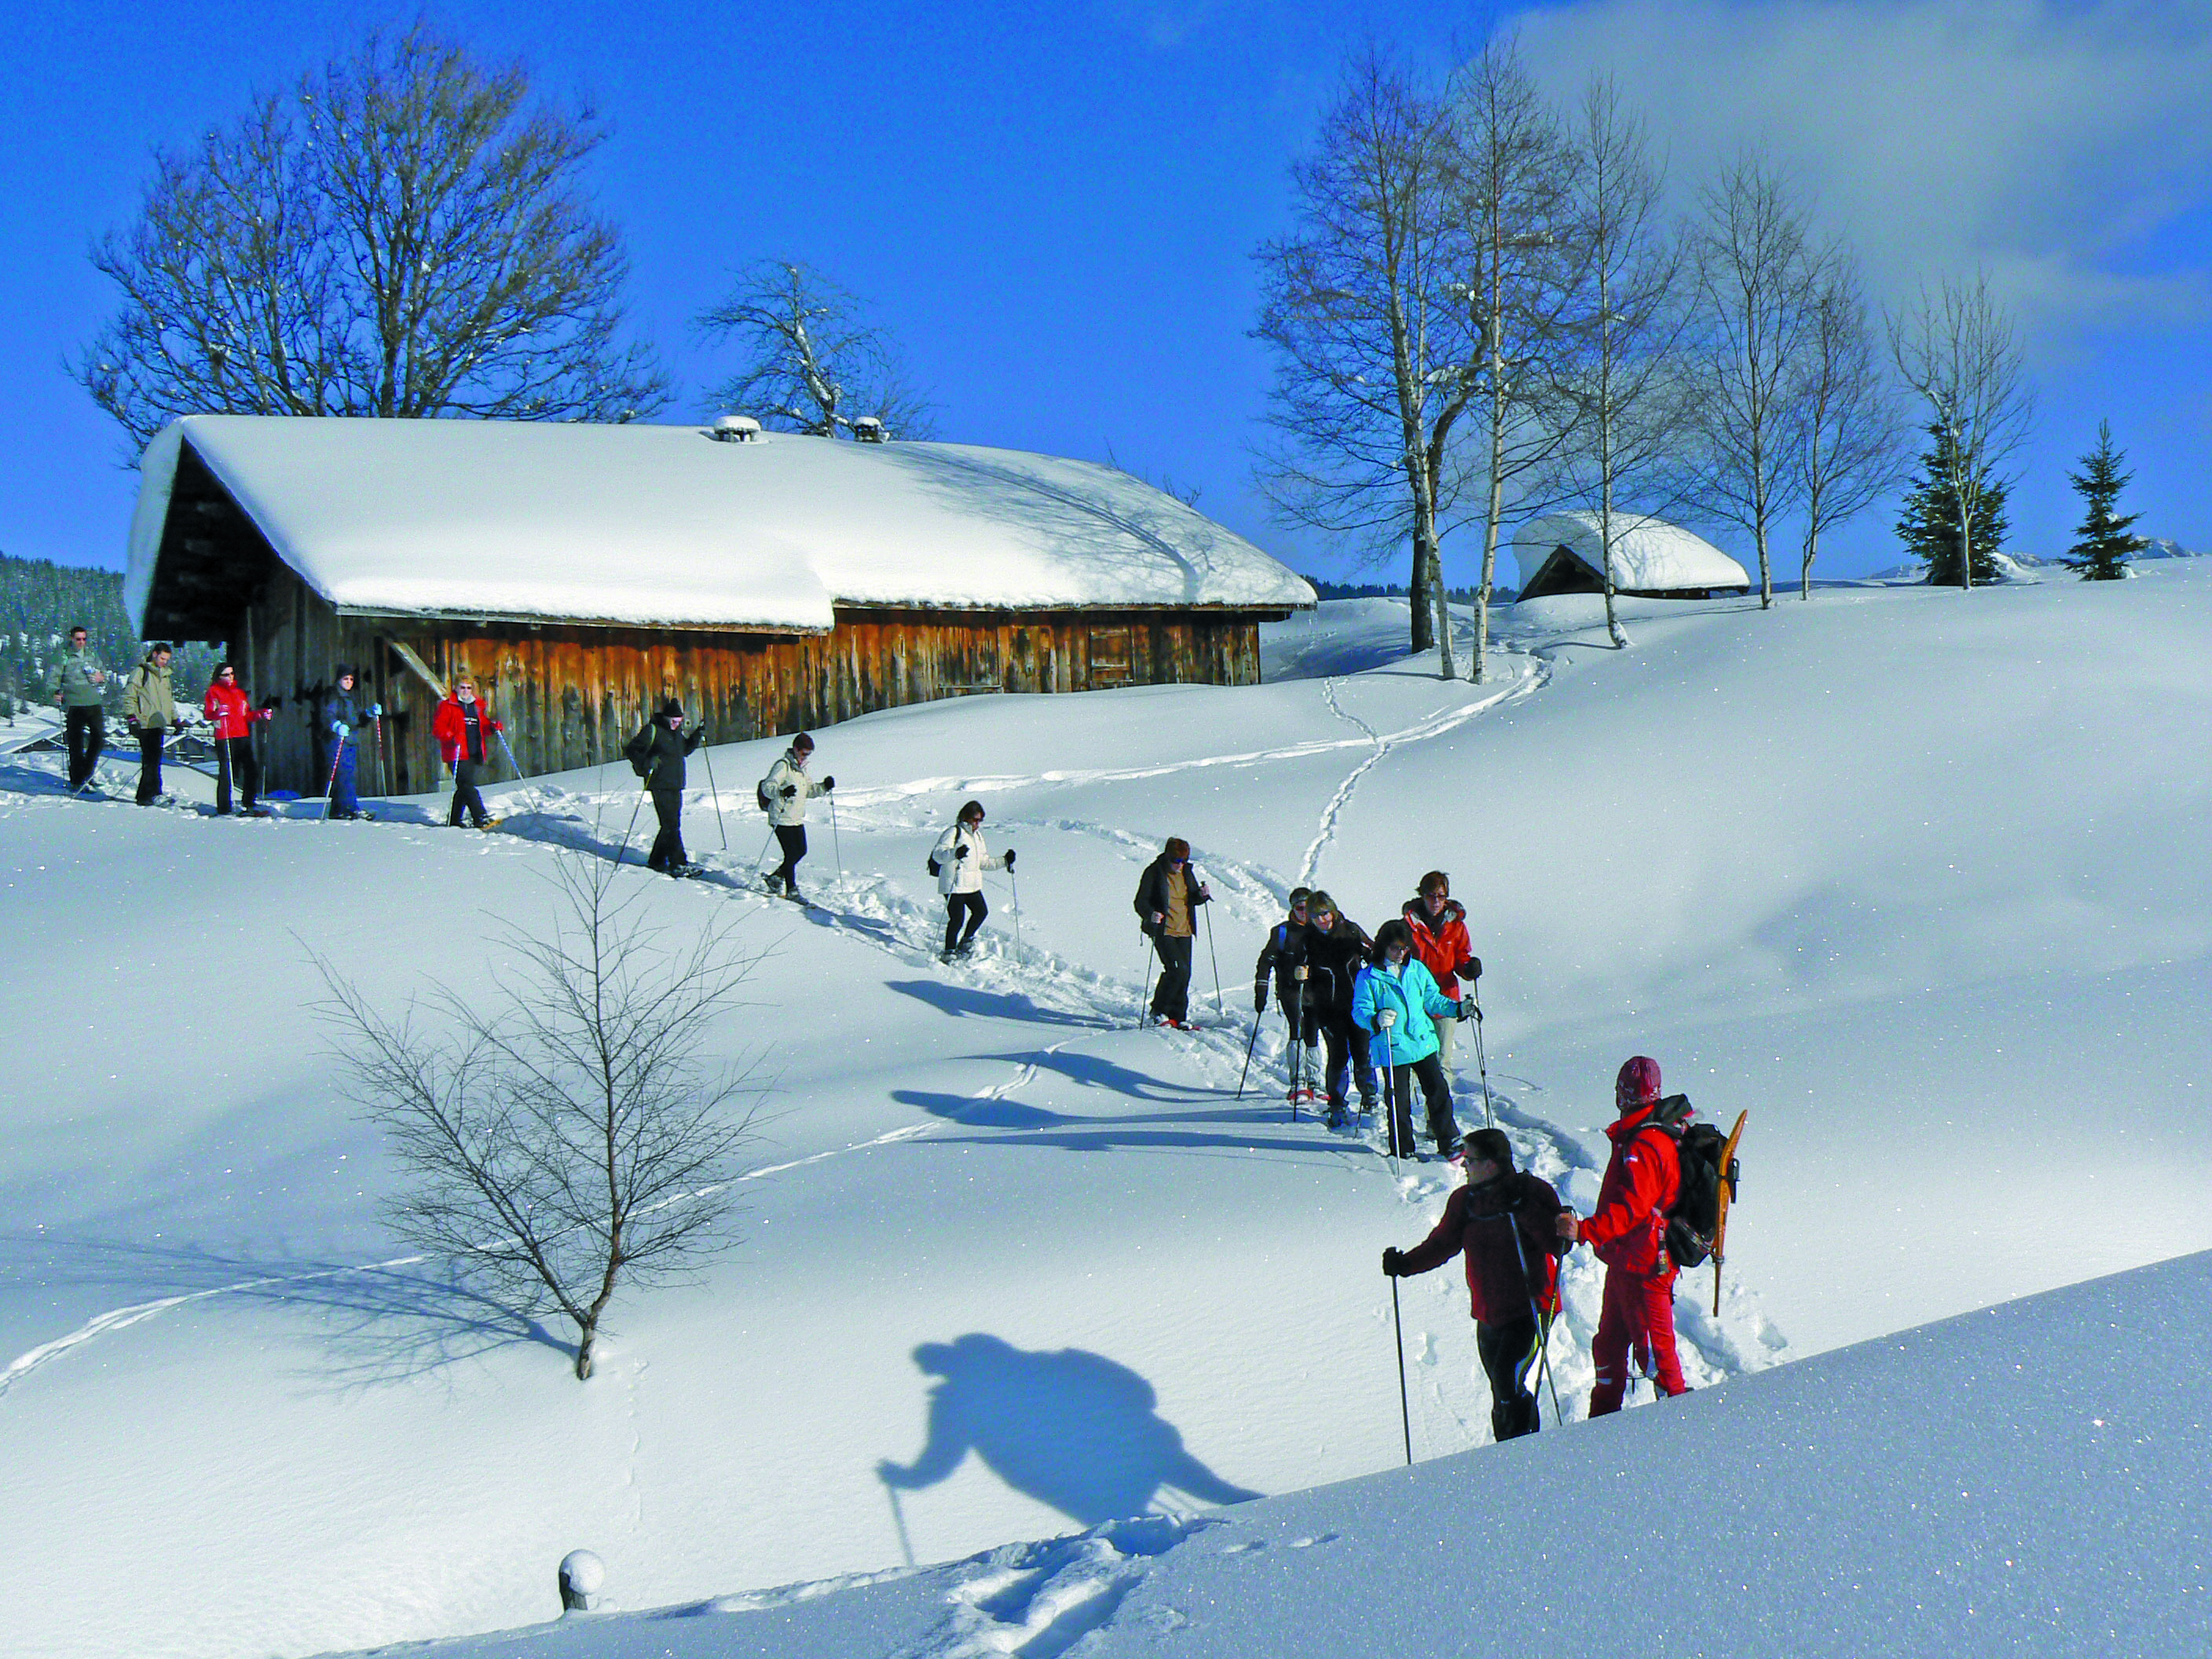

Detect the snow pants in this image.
[944,892,987,954]
[1320,1013,1374,1108]
[1477,1315,1544,1442]
[134,727,165,804]
[1588,1264,1686,1416]
[328,740,359,815]
[646,785,687,871]
[214,735,258,815]
[1150,933,1194,1022]
[1384,1053,1458,1158]
[449,758,490,828]
[65,705,104,789]
[771,824,808,893]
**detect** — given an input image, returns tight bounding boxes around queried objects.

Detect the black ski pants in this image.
[65,705,105,790]
[1150,932,1194,1022]
[134,727,165,804]
[944,891,987,954]
[449,757,490,827]
[1477,1315,1544,1442]
[646,785,687,871]
[771,823,808,892]
[1384,1053,1459,1157]
[1320,1012,1374,1108]
[213,735,259,815]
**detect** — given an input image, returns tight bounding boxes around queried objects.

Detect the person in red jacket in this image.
[1384,1126,1566,1441]
[1557,1055,1688,1415]
[1402,872,1481,1069]
[431,678,504,830]
[200,661,272,816]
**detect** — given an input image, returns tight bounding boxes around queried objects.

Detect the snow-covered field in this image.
[3,572,2209,1658]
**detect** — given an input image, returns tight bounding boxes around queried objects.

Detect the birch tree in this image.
[75,25,667,448]
[1691,153,1818,610]
[314,859,759,1382]
[1254,49,1481,676]
[698,259,936,439]
[1555,77,1692,647]
[1886,270,2033,591]
[1442,38,1584,679]
[1789,250,1906,596]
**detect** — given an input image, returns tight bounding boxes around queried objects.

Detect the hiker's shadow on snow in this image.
[13,1239,572,1390]
[886,980,1108,1030]
[877,1334,1259,1527]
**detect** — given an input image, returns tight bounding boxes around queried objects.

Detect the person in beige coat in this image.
[122,644,176,806]
[760,732,833,898]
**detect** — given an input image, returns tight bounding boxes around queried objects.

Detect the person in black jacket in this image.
[1254,888,1320,1104]
[1132,836,1210,1028]
[1299,889,1375,1126]
[1384,1127,1569,1443]
[629,699,706,876]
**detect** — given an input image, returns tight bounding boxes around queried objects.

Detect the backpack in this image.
[1647,1094,1738,1269]
[927,852,943,878]
[756,775,775,813]
[623,726,654,779]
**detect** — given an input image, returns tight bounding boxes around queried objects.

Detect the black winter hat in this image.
[1461,1128,1514,1170]
[334,664,353,679]
[657,698,684,720]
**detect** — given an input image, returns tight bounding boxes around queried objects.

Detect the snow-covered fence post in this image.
[559,1548,606,1612]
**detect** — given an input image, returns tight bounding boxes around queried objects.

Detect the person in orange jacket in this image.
[1557,1055,1689,1415]
[1401,871,1481,1068]
[200,661,273,816]
[431,677,504,830]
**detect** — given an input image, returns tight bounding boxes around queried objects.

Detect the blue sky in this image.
[5,0,2207,589]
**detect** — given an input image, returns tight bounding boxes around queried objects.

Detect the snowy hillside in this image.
[4,569,2210,1659]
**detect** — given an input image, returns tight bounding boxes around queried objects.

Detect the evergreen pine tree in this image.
[1894,422,2008,584]
[2061,420,2146,581]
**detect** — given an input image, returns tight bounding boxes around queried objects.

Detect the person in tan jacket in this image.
[122,643,176,806]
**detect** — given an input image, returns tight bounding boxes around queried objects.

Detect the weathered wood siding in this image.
[226,577,1269,794]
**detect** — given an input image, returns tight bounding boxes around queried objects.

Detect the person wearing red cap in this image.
[1556,1055,1689,1415]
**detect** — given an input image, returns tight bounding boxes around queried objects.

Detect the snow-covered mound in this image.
[339,1246,2212,1657]
[5,569,2210,1658]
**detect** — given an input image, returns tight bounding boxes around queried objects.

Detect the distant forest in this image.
[1303,576,1511,604]
[0,551,218,720]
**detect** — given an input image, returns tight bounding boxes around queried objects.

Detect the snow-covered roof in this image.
[126,416,1313,634]
[1511,511,1749,595]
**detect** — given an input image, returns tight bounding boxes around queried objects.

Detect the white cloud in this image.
[1510,0,2212,344]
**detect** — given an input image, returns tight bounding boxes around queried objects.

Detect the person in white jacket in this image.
[760,733,833,898]
[931,800,1013,961]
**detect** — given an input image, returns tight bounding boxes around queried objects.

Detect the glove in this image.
[256,707,273,721]
[1465,957,1483,982]
[1254,983,1268,1014]
[1382,1247,1405,1277]
[368,703,383,719]
[954,841,970,859]
[1377,1009,1397,1031]
[1150,911,1164,925]
[332,720,349,738]
[821,775,835,791]
[780,784,797,799]
[491,720,504,733]
[1197,883,1211,900]
[1002,848,1015,869]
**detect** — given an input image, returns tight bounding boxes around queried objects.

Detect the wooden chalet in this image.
[126,417,1313,797]
[1512,511,1752,602]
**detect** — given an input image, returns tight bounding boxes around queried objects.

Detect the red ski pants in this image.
[1588,1263,1686,1415]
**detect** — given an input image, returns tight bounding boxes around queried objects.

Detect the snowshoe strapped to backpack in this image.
[1648,1094,1739,1269]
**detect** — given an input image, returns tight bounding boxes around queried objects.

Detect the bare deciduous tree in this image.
[313,859,759,1381]
[1253,48,1481,676]
[1443,37,1585,679]
[75,25,668,449]
[698,259,936,440]
[1886,269,2033,591]
[1555,77,1693,648]
[1692,152,1819,610]
[1789,251,1906,596]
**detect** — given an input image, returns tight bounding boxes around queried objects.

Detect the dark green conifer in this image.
[1894,423,2009,585]
[2061,420,2146,581]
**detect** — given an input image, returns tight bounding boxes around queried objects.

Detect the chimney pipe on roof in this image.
[709,415,761,443]
[852,416,886,444]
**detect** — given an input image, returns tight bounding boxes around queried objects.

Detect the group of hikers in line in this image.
[54,630,507,828]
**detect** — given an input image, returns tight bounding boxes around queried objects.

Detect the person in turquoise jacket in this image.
[1353,917,1470,1159]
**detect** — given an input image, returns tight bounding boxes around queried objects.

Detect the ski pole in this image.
[830,794,844,882]
[1009,862,1022,964]
[611,782,646,869]
[320,734,345,822]
[1137,934,1161,1028]
[1389,1273,1413,1467]
[1236,1009,1260,1100]
[884,1483,915,1569]
[1200,887,1224,1019]
[372,714,386,797]
[1507,1216,1568,1430]
[1469,991,1496,1130]
[699,743,729,850]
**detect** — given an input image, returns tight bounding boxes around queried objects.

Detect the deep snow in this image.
[3,569,2209,1658]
